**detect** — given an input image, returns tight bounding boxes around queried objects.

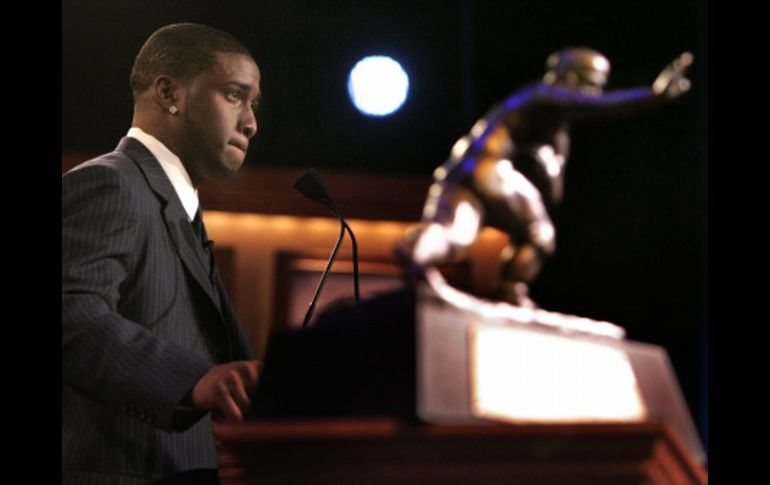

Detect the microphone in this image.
[294,169,360,328]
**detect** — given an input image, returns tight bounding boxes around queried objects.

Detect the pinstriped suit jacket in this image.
[62,137,253,484]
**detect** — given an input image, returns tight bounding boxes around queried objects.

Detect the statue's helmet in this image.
[543,47,610,94]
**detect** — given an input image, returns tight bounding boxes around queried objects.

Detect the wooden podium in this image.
[214,418,706,484]
[229,286,706,483]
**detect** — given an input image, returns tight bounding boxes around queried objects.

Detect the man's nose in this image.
[241,108,257,139]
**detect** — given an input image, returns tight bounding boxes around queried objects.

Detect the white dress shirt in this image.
[127,127,199,221]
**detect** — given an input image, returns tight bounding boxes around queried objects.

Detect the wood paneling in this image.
[63,152,432,222]
[214,419,707,484]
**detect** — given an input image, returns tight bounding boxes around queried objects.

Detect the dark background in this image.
[62,0,707,449]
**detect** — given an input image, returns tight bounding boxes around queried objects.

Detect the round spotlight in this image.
[347,56,409,117]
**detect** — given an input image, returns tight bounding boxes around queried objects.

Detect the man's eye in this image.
[227,91,242,102]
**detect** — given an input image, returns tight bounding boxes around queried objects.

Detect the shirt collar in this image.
[127,127,199,221]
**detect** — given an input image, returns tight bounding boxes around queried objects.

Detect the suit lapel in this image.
[116,137,224,316]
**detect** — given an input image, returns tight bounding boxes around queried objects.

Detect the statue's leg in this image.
[498,242,545,307]
[409,185,483,268]
[484,161,556,307]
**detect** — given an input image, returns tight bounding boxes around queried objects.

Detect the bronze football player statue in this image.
[404,48,692,312]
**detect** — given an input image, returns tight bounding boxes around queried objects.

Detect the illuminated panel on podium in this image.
[470,325,647,423]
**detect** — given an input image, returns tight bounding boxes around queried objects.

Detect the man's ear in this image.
[152,76,182,114]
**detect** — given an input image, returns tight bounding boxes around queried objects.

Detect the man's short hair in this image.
[130,23,252,101]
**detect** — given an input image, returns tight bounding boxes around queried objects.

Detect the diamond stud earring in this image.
[169,106,178,115]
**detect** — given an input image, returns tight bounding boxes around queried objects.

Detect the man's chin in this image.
[217,157,246,178]
[201,163,242,183]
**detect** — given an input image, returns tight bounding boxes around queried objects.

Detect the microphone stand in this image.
[294,169,361,328]
[332,206,360,303]
[302,221,346,329]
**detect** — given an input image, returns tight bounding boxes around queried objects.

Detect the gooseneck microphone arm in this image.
[330,206,360,302]
[302,222,346,328]
[294,169,361,328]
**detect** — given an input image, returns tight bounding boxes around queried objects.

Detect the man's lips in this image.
[229,141,248,153]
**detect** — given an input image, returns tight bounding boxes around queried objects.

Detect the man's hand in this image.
[653,52,694,99]
[191,360,260,421]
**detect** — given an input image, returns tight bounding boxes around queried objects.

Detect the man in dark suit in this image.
[62,23,262,484]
